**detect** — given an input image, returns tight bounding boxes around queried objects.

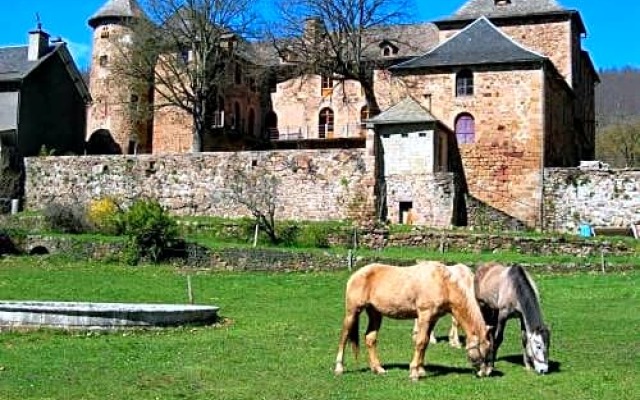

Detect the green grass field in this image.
[0,256,638,399]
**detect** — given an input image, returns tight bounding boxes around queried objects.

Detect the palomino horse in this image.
[474,262,550,374]
[334,261,493,380]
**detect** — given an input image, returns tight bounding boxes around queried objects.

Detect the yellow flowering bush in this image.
[87,197,123,235]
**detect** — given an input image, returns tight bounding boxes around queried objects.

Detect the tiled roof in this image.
[449,0,566,20]
[0,45,53,81]
[88,0,146,28]
[251,22,439,66]
[391,16,545,70]
[367,97,437,125]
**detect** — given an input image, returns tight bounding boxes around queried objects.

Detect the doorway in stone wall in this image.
[399,201,413,224]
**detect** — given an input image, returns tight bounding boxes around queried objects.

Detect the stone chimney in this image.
[303,16,324,44]
[28,23,51,61]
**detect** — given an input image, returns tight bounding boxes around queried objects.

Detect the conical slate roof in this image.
[450,0,566,20]
[367,97,437,125]
[391,16,545,70]
[88,0,146,28]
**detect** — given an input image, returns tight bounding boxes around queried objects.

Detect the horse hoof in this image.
[418,368,427,377]
[372,367,386,375]
[334,365,344,376]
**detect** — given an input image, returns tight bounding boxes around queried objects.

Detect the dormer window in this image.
[379,41,398,57]
[495,0,511,5]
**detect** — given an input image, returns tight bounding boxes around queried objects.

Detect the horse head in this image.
[466,326,494,377]
[526,325,550,374]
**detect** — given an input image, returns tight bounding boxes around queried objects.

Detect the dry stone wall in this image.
[543,168,640,233]
[24,150,376,222]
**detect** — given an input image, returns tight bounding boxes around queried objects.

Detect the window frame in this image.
[455,113,475,144]
[456,69,474,97]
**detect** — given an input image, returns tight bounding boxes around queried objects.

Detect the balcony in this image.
[269,124,366,141]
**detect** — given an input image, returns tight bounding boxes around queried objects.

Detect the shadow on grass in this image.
[348,363,503,378]
[498,354,561,373]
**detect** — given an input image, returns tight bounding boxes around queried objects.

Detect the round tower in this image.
[86,0,152,154]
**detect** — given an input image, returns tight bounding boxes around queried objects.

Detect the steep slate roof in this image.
[450,0,566,20]
[0,45,53,81]
[88,0,146,28]
[367,97,437,125]
[251,22,439,66]
[391,16,545,70]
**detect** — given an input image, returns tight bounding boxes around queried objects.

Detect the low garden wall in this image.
[24,150,376,222]
[543,168,640,233]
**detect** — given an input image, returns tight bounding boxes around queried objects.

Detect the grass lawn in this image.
[0,256,638,399]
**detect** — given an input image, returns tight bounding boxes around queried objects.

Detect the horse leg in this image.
[410,312,434,381]
[364,307,385,375]
[520,317,532,370]
[448,317,461,349]
[334,308,359,375]
[492,312,509,368]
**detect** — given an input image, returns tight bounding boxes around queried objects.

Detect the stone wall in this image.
[543,168,640,233]
[24,150,376,222]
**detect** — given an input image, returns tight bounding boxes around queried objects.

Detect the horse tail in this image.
[348,311,360,361]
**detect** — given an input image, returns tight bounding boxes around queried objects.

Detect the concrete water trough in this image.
[0,301,220,330]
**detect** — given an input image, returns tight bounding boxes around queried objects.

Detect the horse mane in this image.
[508,265,545,330]
[444,264,485,334]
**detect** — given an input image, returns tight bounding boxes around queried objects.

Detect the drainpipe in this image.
[539,63,546,232]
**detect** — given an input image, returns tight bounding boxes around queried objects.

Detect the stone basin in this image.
[0,301,220,330]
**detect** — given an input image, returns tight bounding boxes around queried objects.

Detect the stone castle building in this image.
[84,0,598,228]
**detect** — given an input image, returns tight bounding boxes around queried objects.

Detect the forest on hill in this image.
[595,67,640,167]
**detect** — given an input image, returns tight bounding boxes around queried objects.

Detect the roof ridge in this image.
[391,16,546,70]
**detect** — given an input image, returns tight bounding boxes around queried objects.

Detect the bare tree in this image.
[113,0,258,152]
[271,0,412,114]
[225,154,281,243]
[596,118,640,168]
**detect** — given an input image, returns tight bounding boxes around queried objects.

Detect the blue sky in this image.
[0,0,638,70]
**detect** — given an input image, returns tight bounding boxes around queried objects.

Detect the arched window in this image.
[248,108,256,136]
[318,108,334,139]
[232,102,241,131]
[456,69,474,97]
[455,113,475,144]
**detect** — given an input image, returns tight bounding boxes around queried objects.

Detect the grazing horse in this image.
[474,262,551,374]
[334,261,493,380]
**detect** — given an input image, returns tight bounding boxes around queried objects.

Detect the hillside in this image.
[596,67,640,127]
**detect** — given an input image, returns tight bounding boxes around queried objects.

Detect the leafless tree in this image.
[225,154,281,243]
[596,118,640,168]
[271,0,413,114]
[113,0,259,152]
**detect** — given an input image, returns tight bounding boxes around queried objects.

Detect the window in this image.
[359,106,370,136]
[100,27,110,39]
[318,108,334,139]
[129,94,140,113]
[495,0,511,5]
[232,102,241,131]
[456,69,474,96]
[235,64,242,85]
[455,113,475,144]
[321,75,333,96]
[248,108,256,136]
[99,55,108,67]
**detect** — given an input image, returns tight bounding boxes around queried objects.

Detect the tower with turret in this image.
[86,0,152,154]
